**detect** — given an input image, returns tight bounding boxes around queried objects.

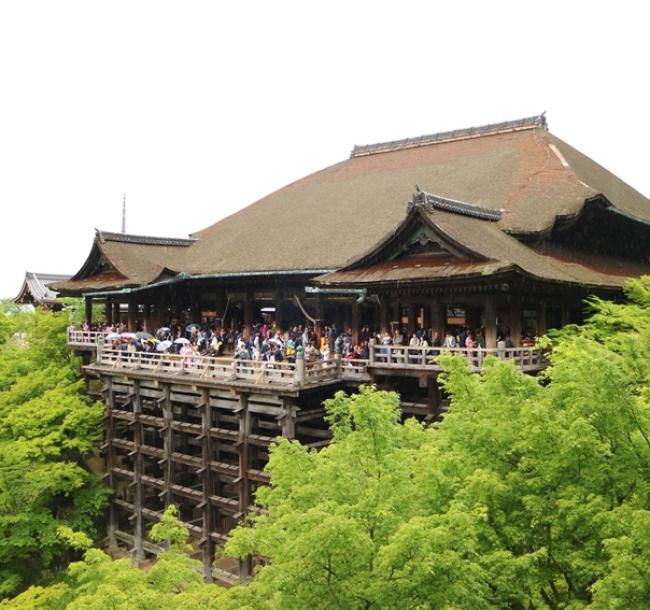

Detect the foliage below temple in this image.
[6,277,650,608]
[0,304,106,597]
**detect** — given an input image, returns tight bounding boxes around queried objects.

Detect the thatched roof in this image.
[180,114,650,274]
[55,115,650,294]
[315,203,650,289]
[51,230,193,295]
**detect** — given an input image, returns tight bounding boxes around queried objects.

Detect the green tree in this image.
[222,277,650,609]
[0,308,106,596]
[1,505,228,610]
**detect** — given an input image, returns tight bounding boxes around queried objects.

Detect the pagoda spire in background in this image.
[121,193,126,234]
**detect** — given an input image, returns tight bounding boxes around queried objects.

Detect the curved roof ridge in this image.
[96,229,195,247]
[351,113,547,157]
[408,187,503,221]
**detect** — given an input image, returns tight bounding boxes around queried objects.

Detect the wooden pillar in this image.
[243,291,254,340]
[427,376,442,421]
[560,303,571,327]
[113,301,121,326]
[431,300,443,340]
[132,380,144,561]
[351,299,359,345]
[105,299,113,325]
[391,299,400,331]
[127,297,137,332]
[84,296,93,325]
[105,377,118,552]
[280,398,297,440]
[236,393,252,583]
[536,300,547,337]
[274,288,284,329]
[407,301,416,333]
[509,296,522,347]
[200,389,214,583]
[314,296,324,341]
[142,304,151,332]
[160,385,173,509]
[379,296,389,334]
[484,295,497,349]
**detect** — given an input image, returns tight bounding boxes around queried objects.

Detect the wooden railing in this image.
[74,331,546,385]
[96,348,347,387]
[369,344,545,372]
[67,329,105,347]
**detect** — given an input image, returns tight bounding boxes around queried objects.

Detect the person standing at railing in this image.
[465,332,477,364]
[408,333,419,363]
[443,331,457,349]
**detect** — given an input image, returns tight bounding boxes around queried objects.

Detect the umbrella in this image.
[136,332,154,340]
[157,340,173,352]
[105,332,120,341]
[174,337,190,345]
[120,332,136,339]
[159,326,171,332]
[185,323,201,332]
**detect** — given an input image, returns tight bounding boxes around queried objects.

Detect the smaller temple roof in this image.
[51,230,194,295]
[14,271,71,306]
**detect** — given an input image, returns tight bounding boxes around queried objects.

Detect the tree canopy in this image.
[224,277,650,609]
[0,306,106,596]
[6,278,650,607]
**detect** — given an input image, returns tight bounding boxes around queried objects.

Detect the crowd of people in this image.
[71,317,526,366]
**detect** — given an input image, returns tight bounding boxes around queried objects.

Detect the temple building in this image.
[13,271,71,310]
[55,114,650,344]
[53,114,650,581]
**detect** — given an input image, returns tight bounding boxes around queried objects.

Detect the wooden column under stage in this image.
[484,295,497,349]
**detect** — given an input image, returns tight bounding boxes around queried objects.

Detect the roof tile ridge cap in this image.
[351,113,547,158]
[96,229,196,246]
[409,187,504,221]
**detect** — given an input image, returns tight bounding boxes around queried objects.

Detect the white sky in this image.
[1,1,649,298]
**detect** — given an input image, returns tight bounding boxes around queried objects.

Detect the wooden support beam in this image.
[104,376,118,552]
[484,295,497,349]
[351,299,359,345]
[105,298,113,325]
[243,291,254,340]
[200,389,214,583]
[236,392,253,583]
[280,398,297,440]
[275,287,284,329]
[127,297,137,333]
[162,385,173,509]
[132,380,145,561]
[85,296,93,325]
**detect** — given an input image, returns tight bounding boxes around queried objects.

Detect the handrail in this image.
[70,331,546,384]
[368,344,545,371]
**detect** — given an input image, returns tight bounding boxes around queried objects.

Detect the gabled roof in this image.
[14,271,71,305]
[51,230,194,295]
[315,190,650,289]
[180,114,650,275]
